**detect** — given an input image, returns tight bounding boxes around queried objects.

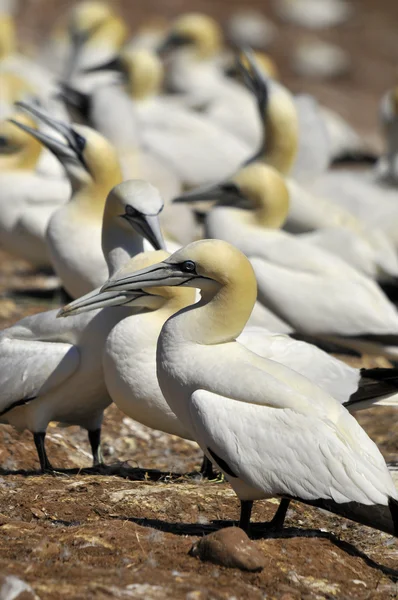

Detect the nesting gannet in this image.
[12,102,165,297]
[0,179,166,472]
[226,52,398,281]
[173,162,398,359]
[101,239,398,536]
[59,252,198,442]
[90,47,252,187]
[158,14,261,150]
[0,113,69,267]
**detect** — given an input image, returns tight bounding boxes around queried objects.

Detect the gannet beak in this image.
[12,101,85,164]
[120,212,166,251]
[58,288,149,317]
[58,83,91,119]
[157,33,190,56]
[101,261,198,293]
[173,182,243,206]
[9,118,77,162]
[82,56,124,74]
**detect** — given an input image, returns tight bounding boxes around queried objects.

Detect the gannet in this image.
[89,47,252,187]
[173,162,398,359]
[217,52,398,281]
[0,179,166,472]
[158,14,261,150]
[12,103,164,297]
[101,239,398,536]
[0,113,69,267]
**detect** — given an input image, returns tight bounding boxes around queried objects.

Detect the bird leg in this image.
[239,500,254,533]
[33,432,54,473]
[264,498,291,531]
[88,428,104,467]
[200,455,217,479]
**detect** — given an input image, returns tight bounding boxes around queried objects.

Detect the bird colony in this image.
[0,0,397,577]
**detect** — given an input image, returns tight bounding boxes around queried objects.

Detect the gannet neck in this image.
[102,219,144,277]
[167,241,257,345]
[0,14,15,59]
[122,49,163,100]
[68,127,122,218]
[232,162,290,229]
[262,83,299,175]
[0,116,42,172]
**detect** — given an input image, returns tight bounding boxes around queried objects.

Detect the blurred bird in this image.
[0,112,69,267]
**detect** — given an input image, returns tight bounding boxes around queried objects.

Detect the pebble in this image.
[189,527,265,572]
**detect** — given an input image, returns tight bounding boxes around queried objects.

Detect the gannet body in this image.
[0,179,166,471]
[0,114,69,267]
[13,104,165,297]
[174,162,398,358]
[117,48,251,187]
[102,239,398,536]
[61,251,195,442]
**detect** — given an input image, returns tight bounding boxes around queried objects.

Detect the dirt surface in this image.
[1,0,398,598]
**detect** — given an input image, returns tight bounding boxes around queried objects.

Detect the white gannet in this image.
[12,102,165,298]
[173,162,398,359]
[101,239,398,536]
[158,14,261,150]
[0,113,69,267]
[92,47,252,187]
[60,251,223,477]
[214,52,398,281]
[0,179,166,472]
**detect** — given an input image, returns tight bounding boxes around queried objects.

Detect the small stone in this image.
[189,527,265,572]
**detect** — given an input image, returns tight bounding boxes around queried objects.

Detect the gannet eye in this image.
[125,204,139,218]
[72,132,86,153]
[221,183,239,194]
[181,260,196,273]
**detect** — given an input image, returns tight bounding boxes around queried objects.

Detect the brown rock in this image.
[189,527,265,572]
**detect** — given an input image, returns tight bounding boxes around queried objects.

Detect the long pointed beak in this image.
[122,213,166,251]
[58,83,91,120]
[83,56,124,74]
[12,101,81,162]
[15,101,71,138]
[58,288,148,317]
[9,118,76,161]
[173,183,225,204]
[101,261,192,293]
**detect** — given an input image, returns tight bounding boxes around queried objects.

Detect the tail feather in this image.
[294,496,398,536]
[345,367,398,410]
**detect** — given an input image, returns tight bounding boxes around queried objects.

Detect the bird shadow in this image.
[109,515,398,582]
[0,463,200,483]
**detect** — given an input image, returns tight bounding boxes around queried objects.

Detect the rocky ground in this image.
[0,0,398,598]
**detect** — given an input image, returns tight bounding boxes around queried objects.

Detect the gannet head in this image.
[237,50,299,173]
[1,113,42,170]
[104,180,166,251]
[159,13,222,59]
[0,13,15,59]
[11,101,122,191]
[69,1,114,44]
[173,162,289,229]
[102,239,256,299]
[58,249,194,317]
[101,239,257,341]
[119,48,163,100]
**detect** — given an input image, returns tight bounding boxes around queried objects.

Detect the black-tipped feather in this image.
[345,367,398,408]
[292,496,398,536]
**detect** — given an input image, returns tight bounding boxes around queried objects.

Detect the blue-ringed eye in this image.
[125,204,139,217]
[181,260,196,273]
[73,131,86,153]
